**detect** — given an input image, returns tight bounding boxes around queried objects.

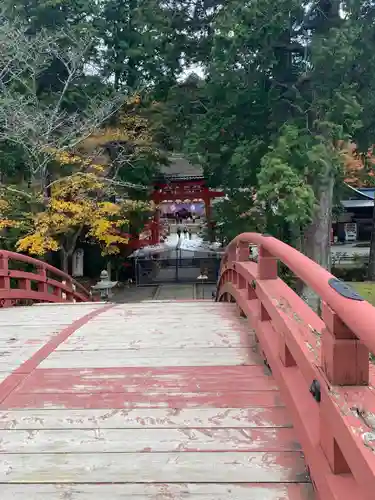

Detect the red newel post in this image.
[237,242,249,262]
[257,245,277,280]
[321,301,369,386]
[0,253,10,289]
[37,263,48,296]
[0,254,11,307]
[320,302,356,474]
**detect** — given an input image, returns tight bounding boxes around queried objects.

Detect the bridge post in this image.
[320,301,369,476]
[237,242,249,262]
[258,245,277,280]
[0,254,10,288]
[321,302,369,386]
[218,232,375,497]
[37,264,49,296]
[0,254,11,307]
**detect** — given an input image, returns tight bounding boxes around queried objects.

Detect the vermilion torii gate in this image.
[150,179,224,244]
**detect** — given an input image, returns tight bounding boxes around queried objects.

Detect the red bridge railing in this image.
[217,233,375,500]
[0,250,92,307]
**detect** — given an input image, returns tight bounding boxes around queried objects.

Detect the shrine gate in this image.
[124,157,224,249]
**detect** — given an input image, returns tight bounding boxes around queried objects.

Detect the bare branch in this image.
[0,14,127,185]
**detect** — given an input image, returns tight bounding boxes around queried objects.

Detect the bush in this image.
[331,266,367,282]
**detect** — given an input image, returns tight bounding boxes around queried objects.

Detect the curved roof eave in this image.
[344,183,374,200]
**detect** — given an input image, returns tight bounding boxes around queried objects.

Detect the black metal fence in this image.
[135,251,221,286]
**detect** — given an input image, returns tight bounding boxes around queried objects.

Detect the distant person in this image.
[338,227,346,244]
[177,227,182,239]
[188,228,192,240]
[183,227,188,239]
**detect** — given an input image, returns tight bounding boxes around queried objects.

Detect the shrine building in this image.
[148,154,224,245]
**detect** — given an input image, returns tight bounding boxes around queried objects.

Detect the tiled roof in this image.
[159,155,203,179]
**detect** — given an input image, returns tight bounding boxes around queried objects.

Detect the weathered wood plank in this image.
[1,390,284,410]
[0,327,68,336]
[0,427,300,453]
[78,317,244,327]
[0,304,101,326]
[39,347,252,368]
[1,483,316,500]
[0,340,55,351]
[0,354,47,372]
[0,300,311,496]
[0,451,309,483]
[0,304,105,373]
[0,407,291,430]
[15,366,276,394]
[73,324,247,338]
[56,336,248,350]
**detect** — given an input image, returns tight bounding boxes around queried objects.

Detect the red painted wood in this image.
[321,302,369,385]
[0,299,312,495]
[14,366,277,395]
[152,179,225,204]
[0,250,92,307]
[0,407,294,429]
[0,305,113,405]
[0,427,301,453]
[217,232,375,500]
[2,389,285,410]
[1,483,316,499]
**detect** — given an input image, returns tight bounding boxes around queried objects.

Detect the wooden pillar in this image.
[203,187,213,242]
[154,209,160,244]
[258,245,278,280]
[0,253,11,307]
[150,188,160,245]
[321,302,369,385]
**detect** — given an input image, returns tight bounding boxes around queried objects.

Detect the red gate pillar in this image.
[203,188,213,242]
[150,209,160,245]
[150,190,161,245]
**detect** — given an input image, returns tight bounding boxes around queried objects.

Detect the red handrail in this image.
[217,233,375,500]
[0,250,92,307]
[223,233,375,354]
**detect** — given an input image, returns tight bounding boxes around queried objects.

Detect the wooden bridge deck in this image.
[0,301,314,499]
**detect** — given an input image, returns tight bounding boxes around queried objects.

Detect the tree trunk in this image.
[107,260,112,280]
[302,174,334,312]
[367,201,375,280]
[60,228,83,275]
[61,249,69,274]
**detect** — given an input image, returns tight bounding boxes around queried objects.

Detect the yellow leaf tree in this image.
[0,188,34,250]
[16,168,152,273]
[2,103,161,272]
[79,105,167,188]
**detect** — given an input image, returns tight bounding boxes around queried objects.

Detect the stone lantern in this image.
[91,270,118,300]
[197,271,208,299]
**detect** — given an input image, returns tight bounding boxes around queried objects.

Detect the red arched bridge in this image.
[0,234,374,500]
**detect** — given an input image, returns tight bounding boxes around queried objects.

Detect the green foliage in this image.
[98,0,224,92]
[257,126,315,228]
[173,0,375,257]
[149,75,208,151]
[213,190,265,243]
[4,0,375,264]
